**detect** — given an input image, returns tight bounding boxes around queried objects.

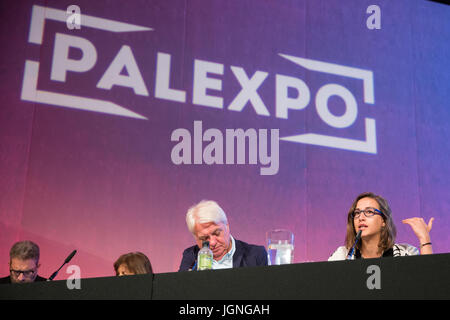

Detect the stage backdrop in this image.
[1,0,449,279]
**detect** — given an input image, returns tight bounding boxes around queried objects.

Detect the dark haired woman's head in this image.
[345,192,396,252]
[113,252,153,276]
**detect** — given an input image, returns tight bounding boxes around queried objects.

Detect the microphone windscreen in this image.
[65,250,77,263]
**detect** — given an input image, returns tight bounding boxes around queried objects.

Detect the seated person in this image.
[178,200,268,271]
[329,192,434,261]
[114,252,153,276]
[0,240,47,284]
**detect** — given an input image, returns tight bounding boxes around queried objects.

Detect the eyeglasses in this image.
[10,269,37,278]
[351,208,384,219]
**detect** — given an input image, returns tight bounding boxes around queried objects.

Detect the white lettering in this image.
[228,66,269,116]
[222,305,270,316]
[66,265,81,290]
[178,304,213,317]
[366,5,381,30]
[97,45,149,96]
[258,129,279,175]
[203,128,224,165]
[171,128,191,164]
[275,74,310,119]
[170,121,279,175]
[51,33,97,82]
[366,265,381,290]
[155,52,186,102]
[66,5,81,30]
[315,83,357,128]
[225,128,258,165]
[193,59,224,109]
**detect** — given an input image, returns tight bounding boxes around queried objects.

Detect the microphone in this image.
[48,250,77,281]
[347,230,362,260]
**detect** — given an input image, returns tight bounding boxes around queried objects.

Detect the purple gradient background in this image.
[0,0,449,279]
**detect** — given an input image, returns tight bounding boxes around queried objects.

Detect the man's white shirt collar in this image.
[212,235,235,269]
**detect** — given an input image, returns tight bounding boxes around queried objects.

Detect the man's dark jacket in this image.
[178,239,268,271]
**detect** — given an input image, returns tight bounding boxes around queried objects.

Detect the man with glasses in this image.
[0,240,47,284]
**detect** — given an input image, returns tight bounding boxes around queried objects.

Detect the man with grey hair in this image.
[0,240,47,284]
[178,200,267,271]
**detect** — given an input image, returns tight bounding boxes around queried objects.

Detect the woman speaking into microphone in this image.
[328,192,434,261]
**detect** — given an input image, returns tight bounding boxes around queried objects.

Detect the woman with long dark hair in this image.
[329,192,434,260]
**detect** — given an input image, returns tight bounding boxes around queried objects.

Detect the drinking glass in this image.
[266,229,294,265]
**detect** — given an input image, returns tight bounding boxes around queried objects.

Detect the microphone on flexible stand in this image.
[347,230,362,260]
[48,250,77,281]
